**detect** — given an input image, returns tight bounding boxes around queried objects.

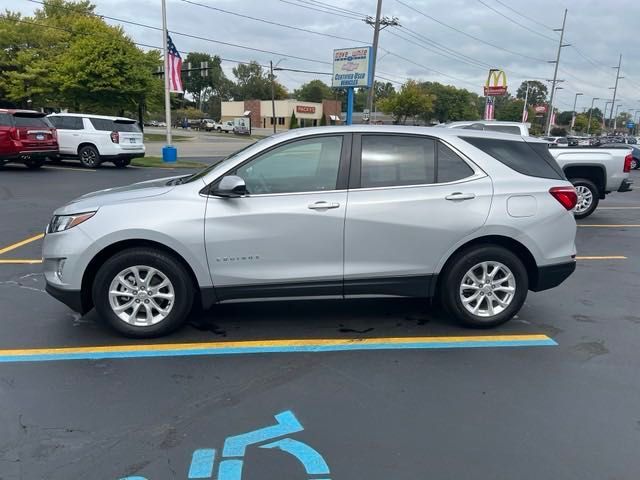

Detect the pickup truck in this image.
[213,121,234,133]
[548,146,633,218]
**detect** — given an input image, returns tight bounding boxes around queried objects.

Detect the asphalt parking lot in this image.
[0,165,639,479]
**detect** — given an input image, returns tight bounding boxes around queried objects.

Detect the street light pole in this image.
[365,0,383,123]
[587,97,599,135]
[521,81,530,123]
[270,61,276,134]
[614,104,623,131]
[571,92,583,131]
[546,8,569,136]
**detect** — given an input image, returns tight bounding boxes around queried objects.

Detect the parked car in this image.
[201,119,217,131]
[598,143,640,170]
[215,120,235,133]
[47,113,145,168]
[437,121,530,136]
[543,136,570,147]
[44,126,577,337]
[548,146,633,218]
[0,109,58,169]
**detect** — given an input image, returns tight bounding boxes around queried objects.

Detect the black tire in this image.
[24,158,45,169]
[92,248,194,338]
[216,127,221,132]
[112,158,131,168]
[440,245,528,328]
[78,145,101,168]
[570,178,599,219]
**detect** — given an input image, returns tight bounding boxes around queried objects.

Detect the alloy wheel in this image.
[574,185,593,214]
[459,261,516,317]
[108,265,175,326]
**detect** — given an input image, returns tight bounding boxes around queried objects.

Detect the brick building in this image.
[221,99,342,130]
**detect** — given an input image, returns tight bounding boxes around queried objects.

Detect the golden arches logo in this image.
[484,69,508,96]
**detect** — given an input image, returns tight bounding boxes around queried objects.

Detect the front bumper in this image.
[45,282,86,313]
[618,179,633,193]
[530,260,576,292]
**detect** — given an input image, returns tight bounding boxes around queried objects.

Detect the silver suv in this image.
[43,126,578,337]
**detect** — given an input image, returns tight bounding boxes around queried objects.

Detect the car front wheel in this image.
[93,248,194,337]
[440,245,528,328]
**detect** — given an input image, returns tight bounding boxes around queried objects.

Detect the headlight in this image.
[47,212,96,233]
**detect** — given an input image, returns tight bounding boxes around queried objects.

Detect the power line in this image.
[492,0,555,31]
[302,0,368,18]
[475,0,557,42]
[177,0,368,45]
[394,0,549,63]
[277,0,364,20]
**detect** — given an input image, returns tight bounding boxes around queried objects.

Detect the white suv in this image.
[47,113,145,168]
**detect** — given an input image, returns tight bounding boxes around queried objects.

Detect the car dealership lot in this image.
[0,166,639,479]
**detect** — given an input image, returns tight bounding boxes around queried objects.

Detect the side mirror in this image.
[213,175,247,197]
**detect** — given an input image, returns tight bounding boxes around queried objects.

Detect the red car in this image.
[0,109,58,169]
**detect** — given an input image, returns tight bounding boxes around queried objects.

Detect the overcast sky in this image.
[4,0,639,113]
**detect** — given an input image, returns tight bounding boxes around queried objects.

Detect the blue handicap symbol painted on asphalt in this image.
[119,410,330,480]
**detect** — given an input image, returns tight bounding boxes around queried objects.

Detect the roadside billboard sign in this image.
[484,69,508,96]
[332,47,373,88]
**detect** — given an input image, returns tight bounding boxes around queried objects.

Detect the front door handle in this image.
[445,192,476,201]
[308,201,340,210]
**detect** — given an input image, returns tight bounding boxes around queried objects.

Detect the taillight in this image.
[623,153,632,173]
[549,186,578,211]
[110,131,119,143]
[9,127,20,141]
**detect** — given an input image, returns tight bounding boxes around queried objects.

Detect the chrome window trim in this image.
[347,171,488,193]
[204,189,348,199]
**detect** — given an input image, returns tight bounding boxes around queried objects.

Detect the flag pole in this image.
[161,0,172,148]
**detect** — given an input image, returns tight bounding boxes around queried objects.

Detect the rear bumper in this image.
[101,152,146,160]
[618,179,633,192]
[45,282,86,314]
[0,149,58,163]
[530,260,576,292]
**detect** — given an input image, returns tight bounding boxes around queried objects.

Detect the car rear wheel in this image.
[112,158,131,168]
[79,145,101,168]
[440,245,528,328]
[631,158,639,170]
[571,178,599,219]
[93,248,194,338]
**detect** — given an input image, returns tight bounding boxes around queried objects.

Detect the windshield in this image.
[179,141,261,184]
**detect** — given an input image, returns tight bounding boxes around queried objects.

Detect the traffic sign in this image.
[626,121,635,129]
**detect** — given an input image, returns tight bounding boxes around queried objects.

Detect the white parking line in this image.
[43,166,96,173]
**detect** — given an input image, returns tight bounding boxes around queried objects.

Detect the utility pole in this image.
[521,81,530,123]
[587,97,599,135]
[270,61,276,134]
[608,54,623,133]
[570,92,583,131]
[364,3,399,123]
[546,8,569,136]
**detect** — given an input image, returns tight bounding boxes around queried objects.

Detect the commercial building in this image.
[221,99,342,130]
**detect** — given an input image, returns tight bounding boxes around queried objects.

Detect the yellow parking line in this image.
[0,259,43,264]
[0,233,44,256]
[43,166,96,172]
[578,225,640,228]
[576,256,627,260]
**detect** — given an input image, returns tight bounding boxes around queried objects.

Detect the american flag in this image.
[166,35,183,93]
[484,96,495,120]
[522,108,528,123]
[550,110,557,126]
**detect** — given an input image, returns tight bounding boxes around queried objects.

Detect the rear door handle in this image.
[308,201,340,210]
[445,192,476,201]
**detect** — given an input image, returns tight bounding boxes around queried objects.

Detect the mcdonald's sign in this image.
[484,69,508,96]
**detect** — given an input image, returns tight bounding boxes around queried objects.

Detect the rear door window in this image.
[0,113,12,127]
[12,114,52,128]
[461,137,565,180]
[359,135,435,188]
[51,116,84,130]
[437,142,475,183]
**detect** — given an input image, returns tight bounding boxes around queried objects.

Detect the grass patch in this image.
[131,156,208,169]
[144,133,192,142]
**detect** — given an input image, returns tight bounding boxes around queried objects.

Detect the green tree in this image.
[289,111,298,129]
[556,110,573,125]
[378,80,435,125]
[516,80,548,105]
[319,114,327,126]
[183,52,232,110]
[293,79,333,103]
[374,81,395,101]
[494,96,525,122]
[232,61,287,100]
[421,82,480,122]
[584,107,603,122]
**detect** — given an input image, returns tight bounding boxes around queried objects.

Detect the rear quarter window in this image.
[461,137,565,180]
[89,118,141,132]
[0,113,12,127]
[484,125,522,135]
